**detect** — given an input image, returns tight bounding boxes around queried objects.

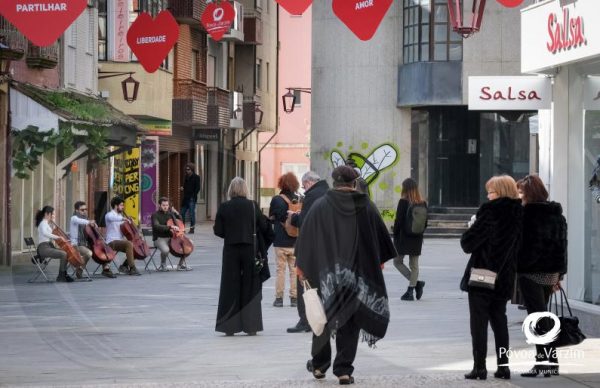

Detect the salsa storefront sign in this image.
[521,0,599,73]
[0,0,87,47]
[468,76,552,110]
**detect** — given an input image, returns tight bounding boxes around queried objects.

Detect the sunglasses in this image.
[79,208,88,211]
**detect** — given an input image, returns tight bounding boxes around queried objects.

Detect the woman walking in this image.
[393,178,427,301]
[214,177,273,336]
[516,175,567,377]
[35,206,73,282]
[460,175,523,380]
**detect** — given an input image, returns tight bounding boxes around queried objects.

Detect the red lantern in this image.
[447,0,486,38]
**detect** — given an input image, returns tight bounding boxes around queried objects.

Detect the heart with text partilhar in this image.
[332,0,393,41]
[0,0,87,47]
[201,1,235,42]
[127,11,179,73]
[275,0,312,16]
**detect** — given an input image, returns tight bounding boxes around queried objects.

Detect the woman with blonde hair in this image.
[393,178,428,301]
[460,175,523,380]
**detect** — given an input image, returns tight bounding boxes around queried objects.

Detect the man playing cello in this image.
[151,197,192,271]
[69,201,116,279]
[105,197,141,276]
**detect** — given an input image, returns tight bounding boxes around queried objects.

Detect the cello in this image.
[49,221,85,269]
[84,224,117,264]
[120,214,150,260]
[167,210,194,258]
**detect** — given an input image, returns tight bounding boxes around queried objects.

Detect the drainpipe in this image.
[257,5,279,205]
[4,85,11,265]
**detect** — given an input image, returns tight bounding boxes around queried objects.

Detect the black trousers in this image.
[311,315,361,377]
[296,276,307,324]
[519,276,558,364]
[468,290,509,368]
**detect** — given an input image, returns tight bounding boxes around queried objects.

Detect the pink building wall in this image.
[259,7,312,191]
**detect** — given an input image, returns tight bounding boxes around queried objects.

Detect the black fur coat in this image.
[518,201,567,275]
[460,197,523,300]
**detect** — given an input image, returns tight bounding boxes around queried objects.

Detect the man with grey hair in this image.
[287,171,330,333]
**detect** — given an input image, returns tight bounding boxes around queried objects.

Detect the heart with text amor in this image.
[332,0,393,41]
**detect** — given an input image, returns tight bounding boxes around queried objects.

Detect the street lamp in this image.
[447,0,486,38]
[282,87,311,113]
[98,71,140,103]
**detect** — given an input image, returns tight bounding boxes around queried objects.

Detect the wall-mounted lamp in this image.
[447,0,486,38]
[99,71,140,103]
[234,105,243,120]
[282,87,311,113]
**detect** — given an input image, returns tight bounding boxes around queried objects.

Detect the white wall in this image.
[62,5,98,94]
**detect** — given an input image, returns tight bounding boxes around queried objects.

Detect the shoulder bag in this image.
[548,285,586,348]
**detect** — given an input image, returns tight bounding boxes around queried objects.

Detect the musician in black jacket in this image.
[516,175,567,378]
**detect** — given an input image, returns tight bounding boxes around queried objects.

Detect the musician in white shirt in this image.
[70,201,115,279]
[104,197,140,276]
[35,206,73,282]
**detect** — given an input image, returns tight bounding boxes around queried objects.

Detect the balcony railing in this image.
[172,79,208,124]
[26,43,59,69]
[207,87,231,128]
[168,0,206,26]
[243,15,262,45]
[0,17,27,60]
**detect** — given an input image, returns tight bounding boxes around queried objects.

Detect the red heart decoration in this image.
[332,0,393,41]
[496,0,524,7]
[0,0,87,47]
[127,11,179,73]
[275,0,312,16]
[201,1,235,42]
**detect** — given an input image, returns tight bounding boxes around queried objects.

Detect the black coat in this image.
[268,190,299,247]
[214,197,269,246]
[393,198,426,256]
[518,201,567,275]
[460,197,523,300]
[291,180,330,228]
[182,173,201,204]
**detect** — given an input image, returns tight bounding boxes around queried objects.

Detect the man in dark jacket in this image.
[180,163,201,234]
[287,171,330,333]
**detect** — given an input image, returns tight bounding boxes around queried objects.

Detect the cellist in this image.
[151,197,191,271]
[69,201,116,279]
[35,206,73,282]
[105,197,141,276]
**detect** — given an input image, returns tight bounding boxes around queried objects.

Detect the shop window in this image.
[584,110,600,305]
[403,0,462,64]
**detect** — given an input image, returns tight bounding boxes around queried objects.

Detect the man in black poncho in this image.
[295,165,396,385]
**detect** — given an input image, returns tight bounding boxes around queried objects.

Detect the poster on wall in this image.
[0,0,87,47]
[141,140,158,226]
[113,148,141,223]
[126,10,179,73]
[275,0,312,16]
[332,0,393,41]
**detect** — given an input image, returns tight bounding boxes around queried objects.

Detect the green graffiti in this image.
[379,181,389,191]
[361,142,369,150]
[337,141,343,147]
[394,185,402,194]
[380,209,396,222]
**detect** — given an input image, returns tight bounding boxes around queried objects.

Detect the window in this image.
[256,59,262,90]
[136,0,167,16]
[192,50,200,80]
[403,0,462,64]
[98,0,107,60]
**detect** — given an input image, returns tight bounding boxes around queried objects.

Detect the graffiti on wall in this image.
[327,142,400,195]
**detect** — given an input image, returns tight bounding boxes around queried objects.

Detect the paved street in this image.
[0,223,598,387]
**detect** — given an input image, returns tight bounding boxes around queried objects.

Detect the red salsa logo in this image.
[547,8,586,54]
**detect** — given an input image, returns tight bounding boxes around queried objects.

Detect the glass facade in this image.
[584,111,600,305]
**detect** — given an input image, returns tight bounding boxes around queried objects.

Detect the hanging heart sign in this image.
[201,1,235,42]
[0,0,87,47]
[275,0,312,16]
[496,0,524,7]
[127,11,179,73]
[332,0,393,41]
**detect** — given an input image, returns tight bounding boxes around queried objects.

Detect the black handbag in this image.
[253,202,270,283]
[548,286,586,348]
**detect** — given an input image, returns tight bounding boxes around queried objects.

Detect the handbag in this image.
[468,268,498,290]
[548,286,586,348]
[302,279,328,336]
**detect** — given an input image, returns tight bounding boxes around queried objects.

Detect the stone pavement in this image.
[0,223,598,387]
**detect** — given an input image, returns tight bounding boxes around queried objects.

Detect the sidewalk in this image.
[0,223,597,387]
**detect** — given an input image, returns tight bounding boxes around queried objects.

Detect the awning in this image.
[9,81,143,148]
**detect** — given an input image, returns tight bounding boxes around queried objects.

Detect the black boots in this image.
[494,366,511,379]
[188,227,195,234]
[401,286,415,301]
[56,271,74,283]
[465,368,487,380]
[415,281,425,300]
[287,320,311,333]
[273,298,283,307]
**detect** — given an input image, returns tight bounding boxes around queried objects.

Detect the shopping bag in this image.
[302,279,327,336]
